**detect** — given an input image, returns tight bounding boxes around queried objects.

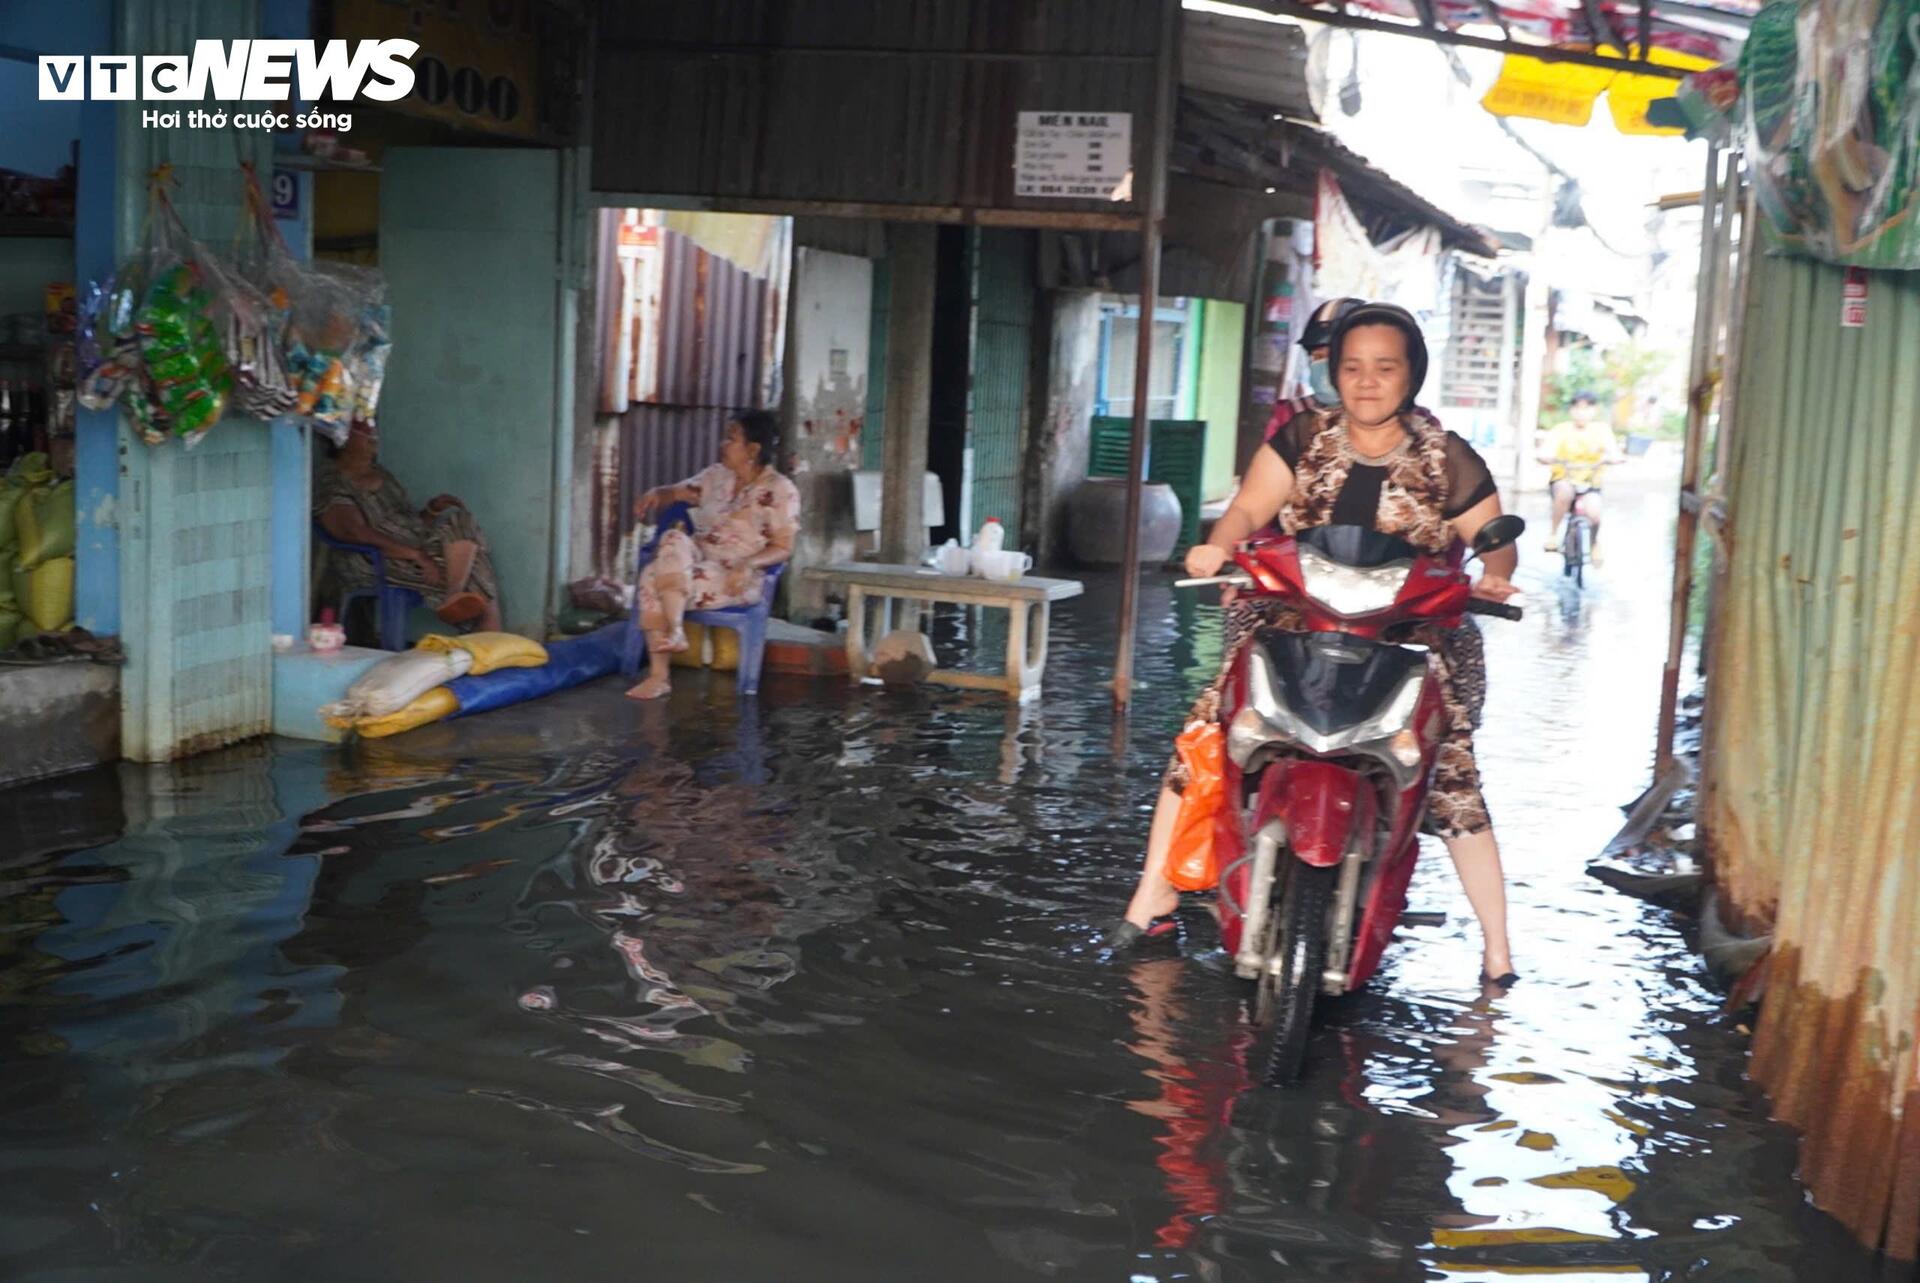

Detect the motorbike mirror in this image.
[1471,514,1526,557]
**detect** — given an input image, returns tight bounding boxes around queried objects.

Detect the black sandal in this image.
[1105,914,1179,952]
[1480,971,1521,990]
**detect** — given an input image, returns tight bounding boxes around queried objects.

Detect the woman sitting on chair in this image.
[316,417,503,632]
[628,410,799,701]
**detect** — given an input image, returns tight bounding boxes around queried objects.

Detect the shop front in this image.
[0,1,593,777]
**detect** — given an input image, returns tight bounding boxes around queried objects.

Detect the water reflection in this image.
[0,467,1899,1280]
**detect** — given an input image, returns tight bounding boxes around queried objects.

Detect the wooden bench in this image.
[806,563,1085,702]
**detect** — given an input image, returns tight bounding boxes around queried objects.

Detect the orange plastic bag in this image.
[1166,720,1226,891]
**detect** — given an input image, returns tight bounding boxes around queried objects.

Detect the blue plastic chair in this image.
[622,502,786,697]
[313,521,425,652]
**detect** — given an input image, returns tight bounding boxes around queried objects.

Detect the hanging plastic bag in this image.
[227,164,303,421]
[231,166,389,445]
[111,169,237,446]
[1166,720,1227,892]
[75,276,137,412]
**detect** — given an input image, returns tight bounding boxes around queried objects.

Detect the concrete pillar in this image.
[787,246,873,617]
[880,224,935,565]
[1026,290,1103,567]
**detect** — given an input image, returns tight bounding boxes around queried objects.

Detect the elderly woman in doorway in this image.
[1112,303,1523,989]
[627,410,799,701]
[316,417,503,633]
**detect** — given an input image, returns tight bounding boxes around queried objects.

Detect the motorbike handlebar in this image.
[1467,598,1524,621]
[1175,574,1256,589]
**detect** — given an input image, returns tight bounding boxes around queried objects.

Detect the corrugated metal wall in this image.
[591,0,1159,217]
[969,229,1036,546]
[596,216,790,572]
[1704,246,1920,1260]
[117,0,275,761]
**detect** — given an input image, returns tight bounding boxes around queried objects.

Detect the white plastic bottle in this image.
[974,517,1005,555]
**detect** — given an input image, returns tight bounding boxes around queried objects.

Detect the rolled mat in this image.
[444,623,627,719]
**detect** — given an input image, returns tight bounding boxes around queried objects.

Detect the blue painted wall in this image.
[2,0,116,631]
[0,60,79,176]
[378,147,564,637]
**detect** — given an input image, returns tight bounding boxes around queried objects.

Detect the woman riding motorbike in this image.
[1112,304,1521,989]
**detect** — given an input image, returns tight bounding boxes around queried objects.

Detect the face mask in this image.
[1308,357,1338,407]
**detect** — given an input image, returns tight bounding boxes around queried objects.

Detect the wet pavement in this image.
[0,456,1904,1281]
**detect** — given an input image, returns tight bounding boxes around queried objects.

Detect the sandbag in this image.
[17,558,74,633]
[0,483,27,558]
[15,481,76,569]
[4,452,51,487]
[325,686,458,739]
[669,621,707,671]
[667,622,742,672]
[445,624,625,719]
[416,631,547,675]
[323,646,473,722]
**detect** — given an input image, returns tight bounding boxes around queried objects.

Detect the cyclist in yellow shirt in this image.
[1538,391,1624,564]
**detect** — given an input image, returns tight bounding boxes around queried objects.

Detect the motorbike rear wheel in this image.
[1252,862,1335,1086]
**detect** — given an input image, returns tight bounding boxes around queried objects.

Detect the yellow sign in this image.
[333,0,543,140]
[1483,45,1715,136]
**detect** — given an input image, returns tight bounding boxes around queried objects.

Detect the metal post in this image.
[1656,144,1726,776]
[1691,173,1753,837]
[1235,218,1276,473]
[1112,0,1178,709]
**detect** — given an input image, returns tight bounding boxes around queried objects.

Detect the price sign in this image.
[1014,112,1133,201]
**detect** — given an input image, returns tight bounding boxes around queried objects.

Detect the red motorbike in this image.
[1179,516,1525,1085]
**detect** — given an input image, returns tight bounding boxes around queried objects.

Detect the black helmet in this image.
[1300,296,1365,352]
[1329,302,1429,414]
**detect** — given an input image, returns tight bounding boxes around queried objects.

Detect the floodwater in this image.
[0,456,1903,1282]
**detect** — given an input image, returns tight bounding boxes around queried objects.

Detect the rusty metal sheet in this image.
[596,209,790,574]
[1705,244,1920,1259]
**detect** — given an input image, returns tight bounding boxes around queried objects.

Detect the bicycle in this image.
[1561,488,1599,588]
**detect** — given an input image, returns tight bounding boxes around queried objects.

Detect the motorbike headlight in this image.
[1228,652,1304,767]
[1296,545,1411,618]
[1345,674,1424,749]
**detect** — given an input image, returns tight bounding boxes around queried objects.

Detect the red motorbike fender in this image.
[1252,759,1366,868]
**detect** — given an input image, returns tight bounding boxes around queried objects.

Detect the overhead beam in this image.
[1242,1,1693,77]
[587,192,1145,233]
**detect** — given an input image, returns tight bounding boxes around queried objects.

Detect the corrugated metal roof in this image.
[1175,91,1498,256]
[1703,243,1920,1260]
[591,0,1162,218]
[1179,10,1315,121]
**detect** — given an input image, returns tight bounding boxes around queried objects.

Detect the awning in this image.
[1481,42,1718,133]
[1176,90,1499,257]
[1236,0,1752,78]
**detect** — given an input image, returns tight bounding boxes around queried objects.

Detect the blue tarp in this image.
[444,623,627,719]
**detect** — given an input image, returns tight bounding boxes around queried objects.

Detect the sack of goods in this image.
[2,463,76,646]
[319,633,550,735]
[323,646,474,724]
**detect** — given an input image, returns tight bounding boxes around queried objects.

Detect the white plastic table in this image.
[807,563,1085,701]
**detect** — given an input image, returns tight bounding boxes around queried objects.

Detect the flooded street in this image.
[0,456,1899,1281]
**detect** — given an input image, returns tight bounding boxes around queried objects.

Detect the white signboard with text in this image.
[1014,111,1132,201]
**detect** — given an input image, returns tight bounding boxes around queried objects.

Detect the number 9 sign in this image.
[269,169,299,219]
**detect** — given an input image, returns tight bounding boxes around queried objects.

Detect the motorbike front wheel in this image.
[1251,862,1335,1086]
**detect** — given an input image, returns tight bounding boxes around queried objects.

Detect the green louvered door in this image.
[967,229,1034,546]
